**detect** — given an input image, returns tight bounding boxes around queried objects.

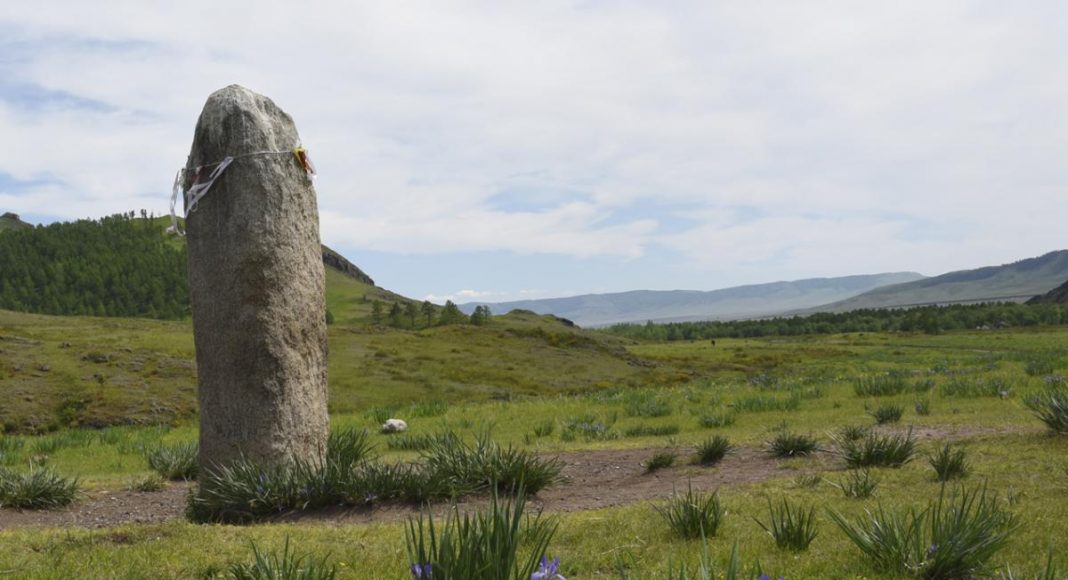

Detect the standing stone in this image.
[184,85,329,475]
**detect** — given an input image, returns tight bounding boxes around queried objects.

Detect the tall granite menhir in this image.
[184,85,329,475]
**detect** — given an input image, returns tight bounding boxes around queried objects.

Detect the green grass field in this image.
[2,314,1067,577]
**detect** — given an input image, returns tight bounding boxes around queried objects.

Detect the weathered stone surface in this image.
[184,85,329,474]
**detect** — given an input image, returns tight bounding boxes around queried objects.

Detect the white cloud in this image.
[1,1,1067,293]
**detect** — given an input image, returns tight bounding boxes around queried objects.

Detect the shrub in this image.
[623,424,681,438]
[655,483,725,539]
[929,444,969,481]
[698,411,736,429]
[766,431,820,458]
[0,466,80,509]
[695,435,733,466]
[1026,386,1068,434]
[405,491,558,580]
[869,404,904,424]
[145,441,199,480]
[755,497,818,551]
[229,538,337,580]
[645,451,677,473]
[832,469,878,499]
[835,429,916,468]
[829,483,1017,578]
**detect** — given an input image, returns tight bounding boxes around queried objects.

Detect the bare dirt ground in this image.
[0,424,1030,531]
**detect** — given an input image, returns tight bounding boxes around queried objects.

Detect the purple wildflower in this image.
[531,555,565,580]
[410,562,432,579]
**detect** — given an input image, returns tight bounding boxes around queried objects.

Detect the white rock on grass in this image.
[381,419,408,433]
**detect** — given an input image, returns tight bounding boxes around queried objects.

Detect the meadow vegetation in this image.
[1,311,1068,577]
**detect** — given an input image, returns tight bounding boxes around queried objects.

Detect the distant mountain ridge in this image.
[461,272,925,327]
[803,250,1068,313]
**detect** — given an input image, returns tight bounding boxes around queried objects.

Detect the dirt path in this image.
[0,424,1031,530]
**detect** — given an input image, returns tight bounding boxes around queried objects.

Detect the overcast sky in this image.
[1,2,1066,303]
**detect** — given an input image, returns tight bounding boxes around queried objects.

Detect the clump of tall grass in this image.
[229,538,337,580]
[623,392,674,417]
[623,424,681,438]
[755,497,818,551]
[941,377,1014,398]
[125,473,166,492]
[868,403,904,424]
[829,483,1017,578]
[386,432,454,452]
[655,483,724,539]
[830,469,878,499]
[145,441,199,480]
[929,444,969,481]
[1024,356,1057,377]
[834,428,916,468]
[420,431,564,495]
[853,372,916,397]
[0,466,80,509]
[405,491,558,580]
[0,436,24,466]
[766,431,820,458]
[560,418,617,442]
[663,542,745,580]
[645,451,677,473]
[836,424,872,442]
[1026,385,1068,435]
[407,400,448,418]
[532,419,555,438]
[695,435,732,466]
[914,398,931,416]
[697,411,736,429]
[734,393,801,413]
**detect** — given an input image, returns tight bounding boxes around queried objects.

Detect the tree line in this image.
[0,212,189,319]
[601,301,1068,341]
[369,299,491,329]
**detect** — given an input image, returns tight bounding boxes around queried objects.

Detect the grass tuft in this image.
[405,491,558,580]
[229,538,337,580]
[125,473,166,492]
[831,469,879,499]
[145,441,198,480]
[694,435,733,466]
[697,411,736,429]
[623,424,681,438]
[655,483,725,539]
[869,403,904,424]
[755,497,818,551]
[829,483,1017,578]
[1026,385,1068,435]
[929,443,969,481]
[644,451,677,473]
[766,431,820,458]
[0,466,79,509]
[834,428,916,468]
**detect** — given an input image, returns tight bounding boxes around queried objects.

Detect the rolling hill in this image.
[461,272,925,327]
[804,250,1068,313]
[0,212,32,232]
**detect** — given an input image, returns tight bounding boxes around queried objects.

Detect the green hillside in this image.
[0,302,679,433]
